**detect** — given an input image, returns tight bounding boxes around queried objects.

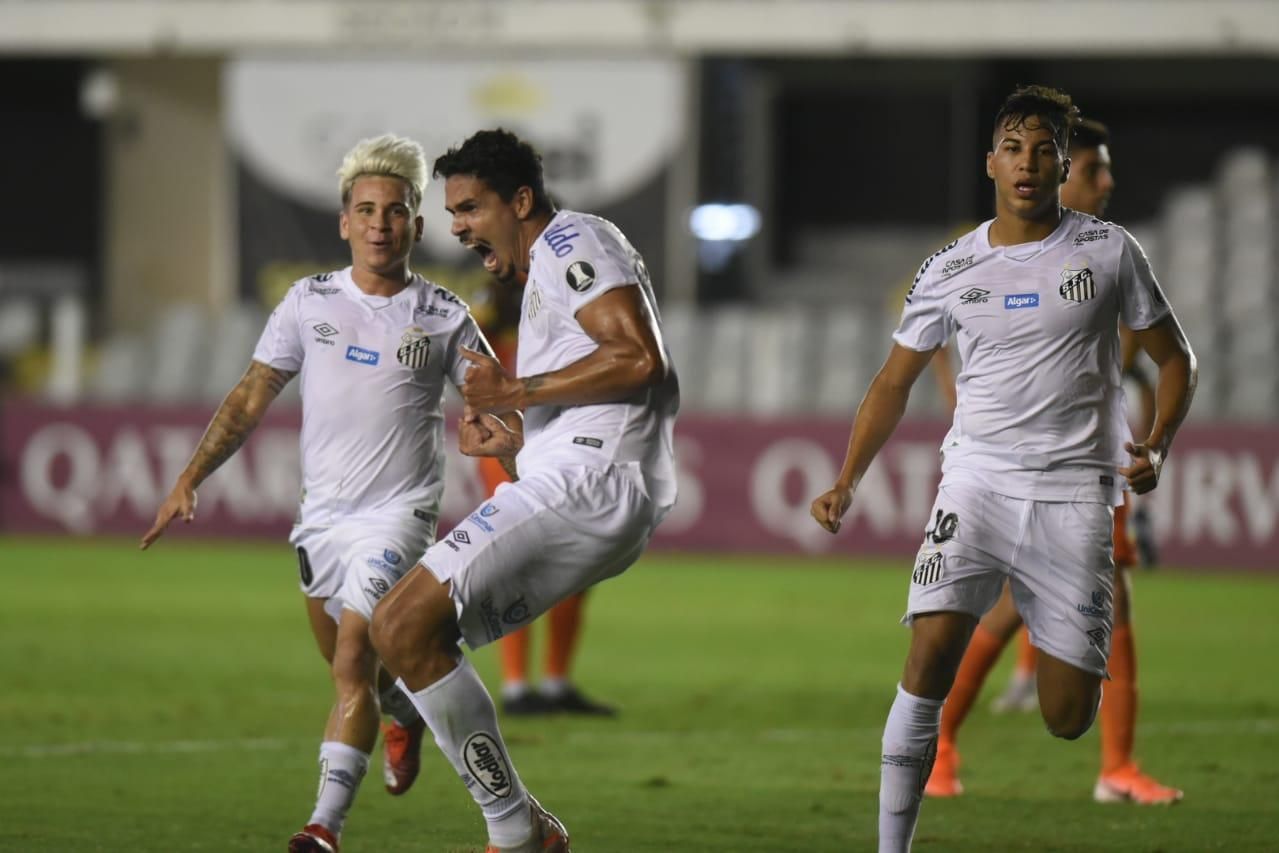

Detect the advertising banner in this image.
[2,403,1274,571]
[225,57,687,307]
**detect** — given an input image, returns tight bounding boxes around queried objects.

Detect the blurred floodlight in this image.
[689,203,762,242]
[79,67,120,119]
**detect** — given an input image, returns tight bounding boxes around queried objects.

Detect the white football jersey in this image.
[515,210,680,519]
[894,209,1172,504]
[253,267,487,527]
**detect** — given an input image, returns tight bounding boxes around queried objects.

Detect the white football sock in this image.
[879,683,943,853]
[308,741,369,835]
[539,677,569,697]
[399,658,532,846]
[501,679,529,701]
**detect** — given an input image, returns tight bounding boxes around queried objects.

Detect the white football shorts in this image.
[904,478,1115,676]
[290,515,436,622]
[419,463,656,650]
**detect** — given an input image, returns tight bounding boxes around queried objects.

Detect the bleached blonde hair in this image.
[337,134,427,213]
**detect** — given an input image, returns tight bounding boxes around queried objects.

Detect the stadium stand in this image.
[17,145,1279,422]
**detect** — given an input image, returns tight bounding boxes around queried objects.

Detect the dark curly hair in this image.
[1071,117,1110,151]
[993,85,1080,153]
[432,128,553,215]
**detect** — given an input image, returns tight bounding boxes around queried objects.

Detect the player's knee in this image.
[370,595,449,676]
[369,597,411,667]
[1043,690,1100,740]
[903,617,975,699]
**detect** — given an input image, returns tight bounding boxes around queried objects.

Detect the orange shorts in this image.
[478,455,512,498]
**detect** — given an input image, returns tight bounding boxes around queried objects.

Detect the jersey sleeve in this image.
[892,254,953,352]
[1116,229,1173,331]
[251,282,305,372]
[551,219,637,316]
[443,312,495,390]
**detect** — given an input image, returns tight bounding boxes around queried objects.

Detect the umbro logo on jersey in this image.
[1005,293,1040,309]
[566,260,597,292]
[912,552,943,586]
[314,323,338,337]
[453,530,471,545]
[959,288,991,304]
[1059,267,1096,302]
[363,577,391,600]
[396,327,431,369]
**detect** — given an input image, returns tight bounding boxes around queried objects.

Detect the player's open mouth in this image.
[468,241,499,272]
[1014,181,1039,197]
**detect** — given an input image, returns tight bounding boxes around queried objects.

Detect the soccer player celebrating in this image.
[927,118,1182,806]
[368,129,679,853]
[810,86,1196,852]
[143,134,495,853]
[471,278,618,718]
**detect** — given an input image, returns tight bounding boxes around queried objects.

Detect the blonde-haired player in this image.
[145,133,497,853]
[338,134,428,210]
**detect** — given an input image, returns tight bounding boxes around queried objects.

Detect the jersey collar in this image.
[977,210,1075,262]
[339,267,421,310]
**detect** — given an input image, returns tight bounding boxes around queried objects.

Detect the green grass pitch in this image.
[1,537,1277,851]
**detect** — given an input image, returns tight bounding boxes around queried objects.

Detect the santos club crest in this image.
[396,326,431,369]
[1059,267,1096,303]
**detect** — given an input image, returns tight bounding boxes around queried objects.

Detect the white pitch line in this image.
[6,718,1277,759]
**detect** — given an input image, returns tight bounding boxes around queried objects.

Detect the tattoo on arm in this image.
[262,367,291,396]
[182,362,294,487]
[520,375,546,401]
[498,455,519,482]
